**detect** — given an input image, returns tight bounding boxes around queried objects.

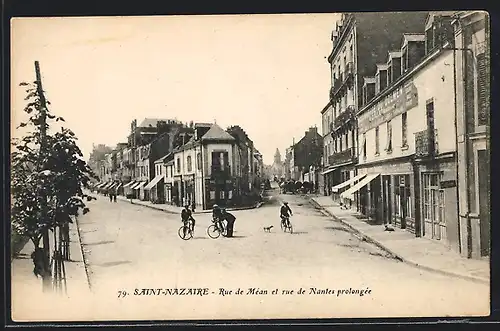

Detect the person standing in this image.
[222,209,236,237]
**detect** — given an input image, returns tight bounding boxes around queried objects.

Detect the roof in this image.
[154,152,174,164]
[426,11,457,29]
[201,123,235,142]
[195,123,212,128]
[403,33,426,42]
[138,118,176,128]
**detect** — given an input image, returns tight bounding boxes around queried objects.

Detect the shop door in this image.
[422,173,445,240]
[478,150,490,256]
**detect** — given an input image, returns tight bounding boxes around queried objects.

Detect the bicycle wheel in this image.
[280,221,286,232]
[207,224,221,239]
[288,222,293,234]
[178,225,193,240]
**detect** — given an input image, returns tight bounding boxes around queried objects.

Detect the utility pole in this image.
[35,61,52,291]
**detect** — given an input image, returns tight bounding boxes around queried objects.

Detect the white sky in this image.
[11,14,339,165]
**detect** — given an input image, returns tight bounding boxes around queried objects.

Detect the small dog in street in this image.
[384,224,395,232]
[263,225,274,233]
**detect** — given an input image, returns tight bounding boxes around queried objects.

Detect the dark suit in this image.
[223,212,236,237]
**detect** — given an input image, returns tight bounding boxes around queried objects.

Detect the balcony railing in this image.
[327,147,357,166]
[344,62,354,81]
[330,74,344,99]
[333,105,356,131]
[415,129,438,157]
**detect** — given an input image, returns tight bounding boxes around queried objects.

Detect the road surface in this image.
[73,190,489,320]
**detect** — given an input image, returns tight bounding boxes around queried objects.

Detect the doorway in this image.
[422,173,446,240]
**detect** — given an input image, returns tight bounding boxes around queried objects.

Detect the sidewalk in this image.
[111,194,264,214]
[311,195,490,284]
[11,219,91,320]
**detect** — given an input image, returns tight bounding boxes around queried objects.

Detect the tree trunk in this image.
[41,228,52,291]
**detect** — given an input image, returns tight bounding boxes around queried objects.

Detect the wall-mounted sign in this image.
[358,80,419,134]
[440,180,456,189]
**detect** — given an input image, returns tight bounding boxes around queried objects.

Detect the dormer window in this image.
[387,61,393,85]
[402,45,409,73]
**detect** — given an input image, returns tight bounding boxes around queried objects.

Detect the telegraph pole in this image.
[35,61,52,291]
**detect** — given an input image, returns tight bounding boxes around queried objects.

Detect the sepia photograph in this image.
[9,11,490,322]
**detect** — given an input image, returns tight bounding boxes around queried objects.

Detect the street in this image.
[71,189,489,320]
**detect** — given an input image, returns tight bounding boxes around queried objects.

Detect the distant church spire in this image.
[274,148,282,164]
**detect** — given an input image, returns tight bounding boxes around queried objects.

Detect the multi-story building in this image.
[453,11,490,258]
[173,123,238,209]
[291,127,323,183]
[337,12,461,250]
[321,12,430,198]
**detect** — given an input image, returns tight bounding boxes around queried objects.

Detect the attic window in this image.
[402,46,409,73]
[425,27,434,53]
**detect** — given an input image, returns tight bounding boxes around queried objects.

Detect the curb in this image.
[74,215,93,291]
[309,198,489,285]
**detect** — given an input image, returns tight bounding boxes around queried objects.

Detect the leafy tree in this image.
[11,80,97,287]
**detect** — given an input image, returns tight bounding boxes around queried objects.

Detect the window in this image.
[402,46,408,72]
[375,126,380,155]
[197,153,202,170]
[385,120,392,152]
[401,112,408,147]
[176,158,181,173]
[187,155,192,172]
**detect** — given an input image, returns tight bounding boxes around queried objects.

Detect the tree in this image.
[11,72,97,292]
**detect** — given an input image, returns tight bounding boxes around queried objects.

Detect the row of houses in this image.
[320,11,490,259]
[91,119,265,210]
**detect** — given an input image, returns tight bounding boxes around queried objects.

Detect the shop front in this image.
[144,174,165,204]
[205,177,233,209]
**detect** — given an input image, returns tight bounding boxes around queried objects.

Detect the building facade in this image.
[336,12,461,251]
[321,12,430,199]
[453,11,490,258]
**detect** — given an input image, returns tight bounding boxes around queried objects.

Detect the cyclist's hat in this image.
[213,204,218,208]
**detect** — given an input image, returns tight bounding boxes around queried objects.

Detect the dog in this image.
[384,224,395,232]
[263,225,274,233]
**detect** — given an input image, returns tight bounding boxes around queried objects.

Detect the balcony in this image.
[333,105,356,132]
[344,62,354,82]
[415,129,439,157]
[330,74,344,100]
[327,147,357,167]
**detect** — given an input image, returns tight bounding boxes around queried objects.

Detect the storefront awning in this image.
[332,173,367,193]
[321,167,336,175]
[95,182,105,188]
[115,183,123,190]
[102,182,113,189]
[123,181,136,188]
[129,182,141,189]
[340,173,380,200]
[133,181,147,190]
[144,175,164,190]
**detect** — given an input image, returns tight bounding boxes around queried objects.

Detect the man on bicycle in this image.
[212,204,225,232]
[280,201,293,227]
[181,205,195,234]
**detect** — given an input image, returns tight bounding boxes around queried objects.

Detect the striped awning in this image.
[115,183,123,190]
[133,181,147,190]
[123,181,136,188]
[108,182,118,190]
[102,182,113,189]
[144,175,164,190]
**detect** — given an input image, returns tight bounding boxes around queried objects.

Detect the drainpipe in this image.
[445,19,475,257]
[452,47,462,254]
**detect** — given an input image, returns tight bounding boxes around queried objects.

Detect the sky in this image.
[11,14,339,165]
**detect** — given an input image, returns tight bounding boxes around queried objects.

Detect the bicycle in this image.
[178,218,195,240]
[280,215,293,234]
[207,217,226,239]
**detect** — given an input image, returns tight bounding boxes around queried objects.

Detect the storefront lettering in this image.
[359,81,418,134]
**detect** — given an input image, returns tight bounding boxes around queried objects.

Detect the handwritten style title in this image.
[117,287,372,298]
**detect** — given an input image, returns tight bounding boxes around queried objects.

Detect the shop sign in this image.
[358,80,419,134]
[440,180,456,188]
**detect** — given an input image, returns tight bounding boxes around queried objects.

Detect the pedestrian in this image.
[222,209,236,237]
[113,188,117,202]
[108,189,113,202]
[191,201,196,213]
